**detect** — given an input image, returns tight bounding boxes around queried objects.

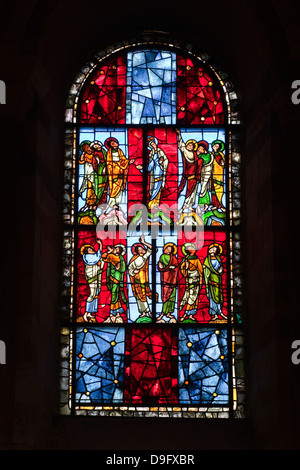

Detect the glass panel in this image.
[177,55,225,125]
[77,229,128,324]
[177,230,228,324]
[126,49,176,125]
[124,327,178,404]
[79,55,126,124]
[78,127,133,225]
[75,326,125,404]
[176,128,227,227]
[178,327,229,405]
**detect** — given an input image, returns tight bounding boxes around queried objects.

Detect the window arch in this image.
[60,36,245,419]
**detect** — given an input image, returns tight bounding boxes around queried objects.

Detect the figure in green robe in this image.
[90,140,108,207]
[203,243,227,321]
[102,244,127,323]
[157,242,178,322]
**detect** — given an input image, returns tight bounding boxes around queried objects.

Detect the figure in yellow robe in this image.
[179,243,203,322]
[104,137,134,210]
[128,236,155,321]
[211,140,226,210]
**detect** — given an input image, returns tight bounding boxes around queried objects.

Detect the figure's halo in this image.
[185,139,198,151]
[208,242,223,255]
[164,242,177,255]
[80,243,93,255]
[182,242,196,256]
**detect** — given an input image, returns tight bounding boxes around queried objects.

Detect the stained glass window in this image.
[61,39,244,419]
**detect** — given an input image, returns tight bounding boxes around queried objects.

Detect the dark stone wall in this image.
[0,0,300,450]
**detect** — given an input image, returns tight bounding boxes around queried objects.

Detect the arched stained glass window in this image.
[61,37,245,419]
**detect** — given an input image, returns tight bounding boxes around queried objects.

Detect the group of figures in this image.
[77,130,226,226]
[79,236,227,324]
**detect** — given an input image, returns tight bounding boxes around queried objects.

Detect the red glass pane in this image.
[124,328,178,404]
[80,55,126,124]
[177,55,225,125]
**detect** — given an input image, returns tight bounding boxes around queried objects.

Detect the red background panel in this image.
[124,328,178,404]
[80,55,127,124]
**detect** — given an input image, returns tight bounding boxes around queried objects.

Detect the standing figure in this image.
[157,242,178,322]
[128,236,154,321]
[147,136,168,210]
[136,136,169,210]
[104,137,134,211]
[211,139,226,210]
[179,243,203,322]
[197,140,221,211]
[90,140,108,207]
[102,244,127,323]
[176,129,201,212]
[203,243,227,321]
[80,238,105,322]
[78,140,99,212]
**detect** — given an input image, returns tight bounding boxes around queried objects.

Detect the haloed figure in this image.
[179,243,203,322]
[211,139,226,210]
[203,243,227,321]
[157,242,178,322]
[90,140,108,206]
[102,244,127,323]
[79,140,99,212]
[104,137,135,211]
[80,238,105,322]
[176,129,201,212]
[146,135,168,210]
[128,236,154,320]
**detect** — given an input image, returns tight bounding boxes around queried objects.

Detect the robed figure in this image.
[78,140,99,212]
[197,140,222,211]
[211,139,226,210]
[90,140,108,206]
[102,244,127,323]
[104,137,134,210]
[80,238,104,323]
[203,243,227,321]
[128,237,155,322]
[157,242,179,322]
[176,129,201,212]
[179,243,203,322]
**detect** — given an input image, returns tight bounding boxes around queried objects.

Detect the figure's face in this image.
[110,141,119,149]
[137,247,146,255]
[83,144,93,154]
[209,246,217,255]
[87,247,95,254]
[164,246,172,255]
[213,144,219,152]
[198,145,205,154]
[186,142,194,151]
[94,144,101,150]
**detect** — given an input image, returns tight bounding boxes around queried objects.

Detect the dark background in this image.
[0,0,300,450]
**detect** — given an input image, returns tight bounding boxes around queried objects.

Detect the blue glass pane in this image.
[126,49,176,125]
[75,327,125,404]
[178,327,229,405]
